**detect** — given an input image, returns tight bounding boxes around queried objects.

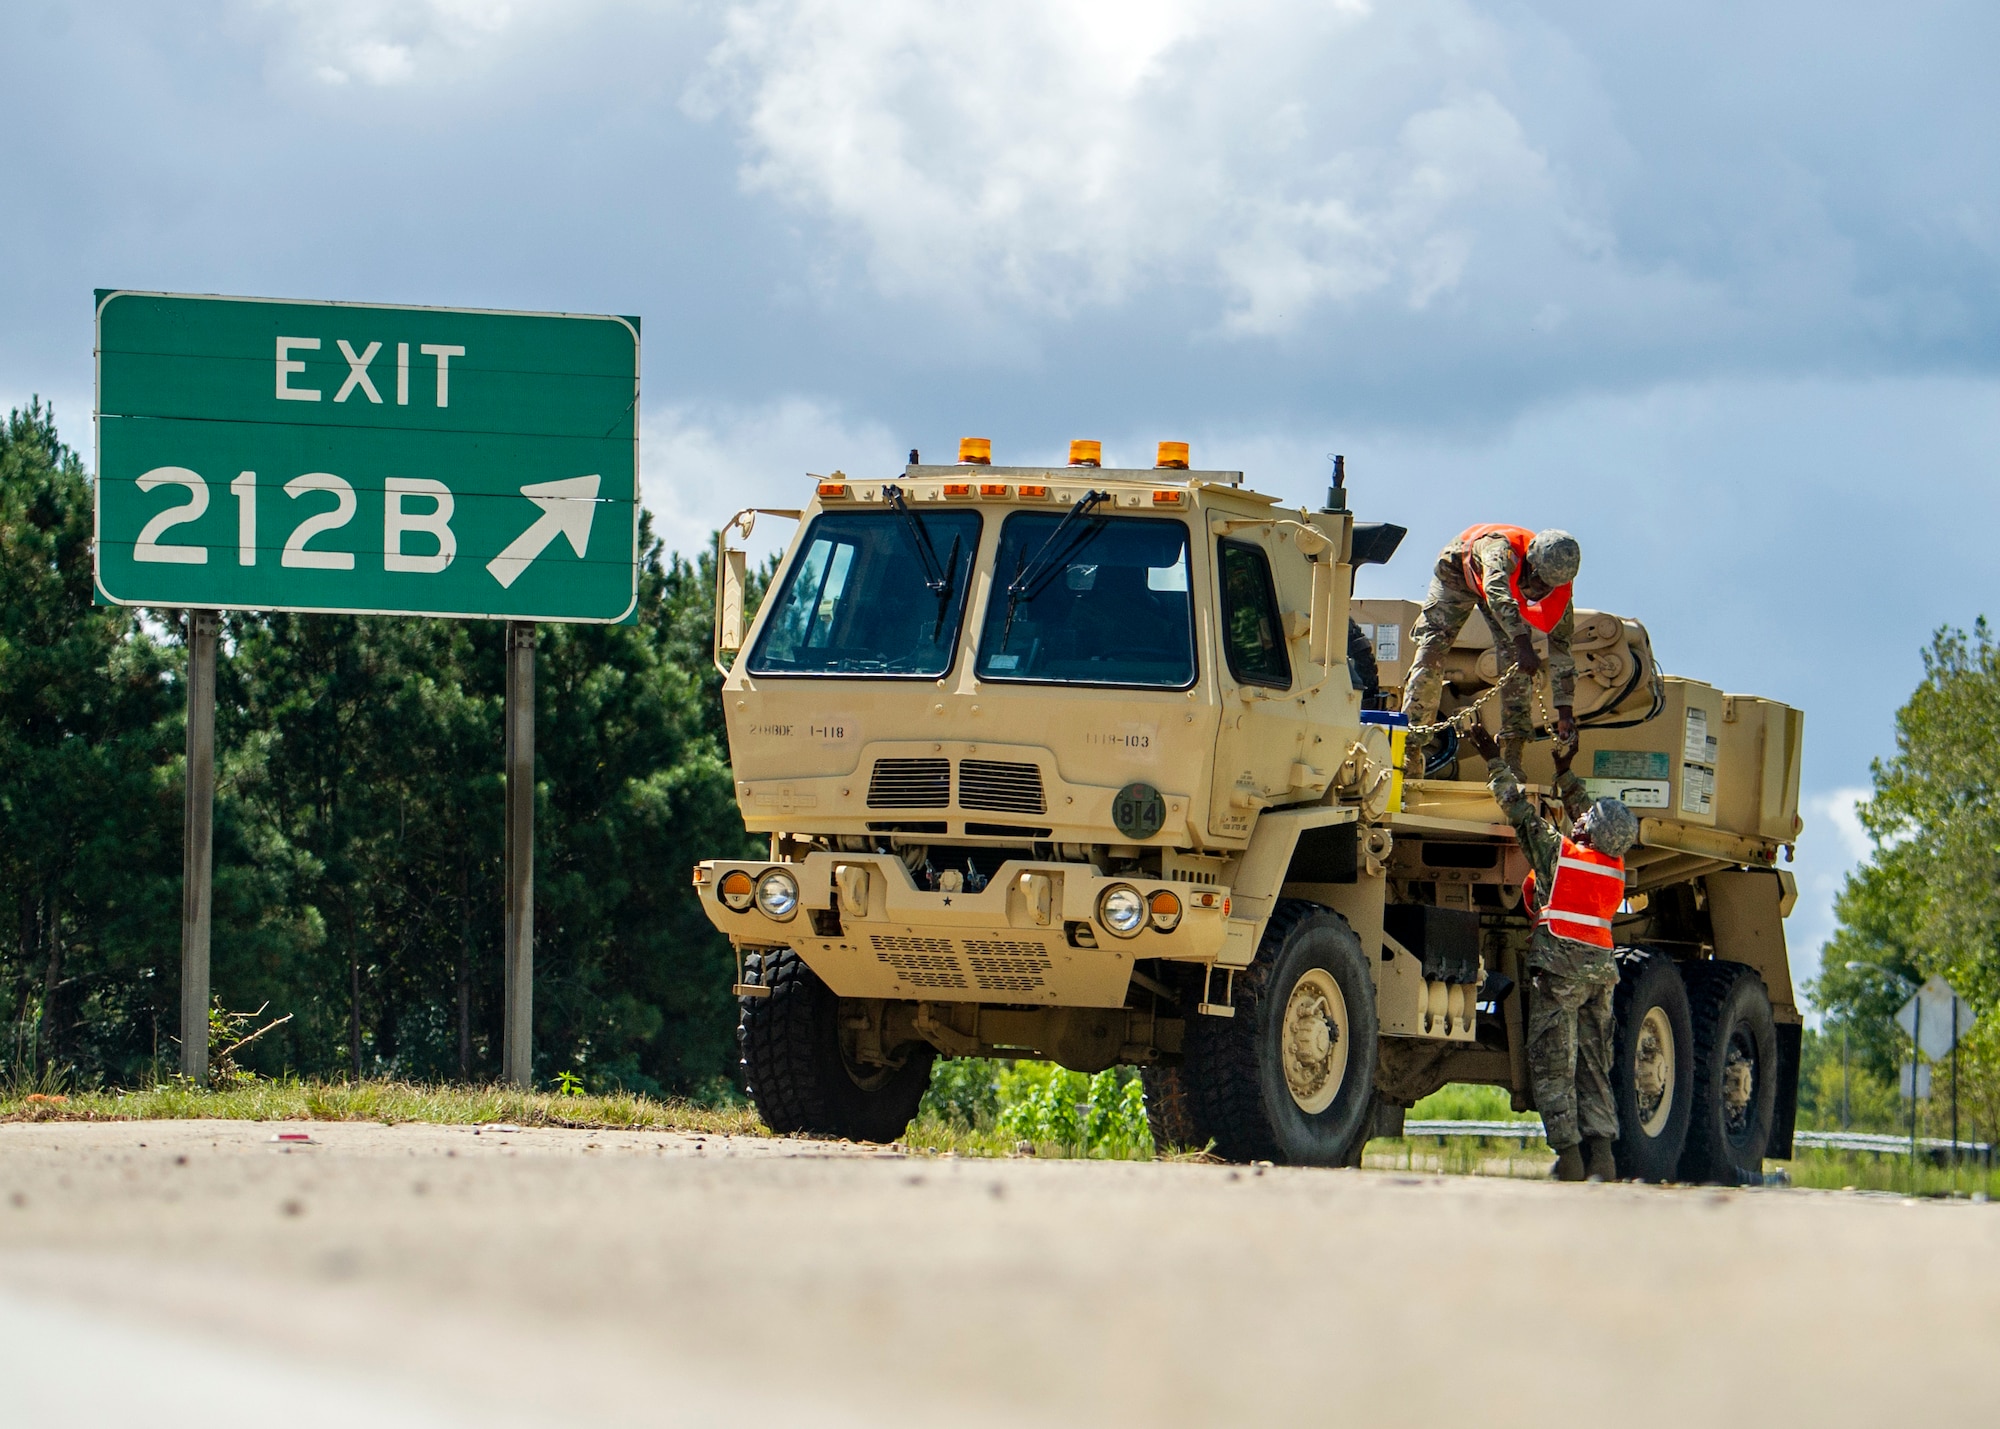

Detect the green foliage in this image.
[0,399,183,1083]
[1408,1081,1539,1121]
[1796,1026,1905,1134]
[0,402,761,1095]
[995,1061,1152,1159]
[919,1055,1002,1128]
[1810,622,2000,1144]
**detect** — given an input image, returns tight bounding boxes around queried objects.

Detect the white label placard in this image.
[1586,778,1670,809]
[1682,707,1710,763]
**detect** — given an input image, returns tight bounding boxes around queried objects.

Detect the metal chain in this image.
[1406,662,1553,740]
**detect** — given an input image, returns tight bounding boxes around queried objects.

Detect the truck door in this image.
[1207,533,1324,838]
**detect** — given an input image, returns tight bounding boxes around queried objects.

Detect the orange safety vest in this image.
[1523,839,1624,949]
[1456,524,1573,634]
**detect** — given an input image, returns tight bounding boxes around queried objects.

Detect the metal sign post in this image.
[501,622,536,1088]
[1911,998,1921,1170]
[1896,976,1979,1180]
[96,291,640,1087]
[178,610,218,1082]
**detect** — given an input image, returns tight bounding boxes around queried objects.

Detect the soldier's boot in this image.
[1497,736,1528,783]
[1553,1145,1587,1182]
[1584,1137,1617,1182]
[1404,737,1429,788]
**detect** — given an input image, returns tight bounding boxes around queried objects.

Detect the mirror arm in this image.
[713,507,801,677]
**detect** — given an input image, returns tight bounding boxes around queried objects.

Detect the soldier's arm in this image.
[1555,766,1592,824]
[1487,756,1560,875]
[1546,604,1577,708]
[1473,535,1533,644]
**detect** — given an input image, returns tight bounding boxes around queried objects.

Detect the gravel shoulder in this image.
[3,1120,1995,1427]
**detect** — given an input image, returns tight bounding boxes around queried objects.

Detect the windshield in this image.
[974,512,1195,688]
[748,510,981,677]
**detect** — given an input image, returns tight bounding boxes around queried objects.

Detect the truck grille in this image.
[866,758,951,809]
[868,935,967,990]
[957,760,1046,815]
[867,934,1053,993]
[963,938,1054,993]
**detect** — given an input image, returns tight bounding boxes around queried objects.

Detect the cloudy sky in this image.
[7,0,1998,983]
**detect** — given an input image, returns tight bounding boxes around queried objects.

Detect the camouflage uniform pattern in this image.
[1404,534,1577,741]
[1488,755,1620,1152]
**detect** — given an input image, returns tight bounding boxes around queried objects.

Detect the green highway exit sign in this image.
[95,290,640,622]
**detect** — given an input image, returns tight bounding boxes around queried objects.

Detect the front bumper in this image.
[692,851,1230,1007]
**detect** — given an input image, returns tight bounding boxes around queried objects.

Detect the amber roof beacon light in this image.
[1068,439,1102,467]
[958,437,992,465]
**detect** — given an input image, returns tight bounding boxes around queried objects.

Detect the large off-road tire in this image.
[1677,960,1779,1185]
[1140,1065,1209,1152]
[737,948,934,1142]
[1610,948,1695,1182]
[1182,900,1379,1166]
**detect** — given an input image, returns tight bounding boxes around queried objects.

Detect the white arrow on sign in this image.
[486,474,601,589]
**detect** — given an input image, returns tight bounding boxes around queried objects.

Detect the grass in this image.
[1777,1147,1997,1199]
[15,1074,1985,1193]
[0,1076,764,1136]
[1405,1081,1540,1122]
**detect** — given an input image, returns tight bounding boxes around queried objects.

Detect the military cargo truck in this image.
[692,449,1805,1183]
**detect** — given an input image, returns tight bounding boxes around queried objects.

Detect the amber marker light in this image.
[979,483,1011,498]
[1151,489,1186,506]
[1018,483,1050,499]
[817,481,848,499]
[959,437,992,464]
[1068,439,1102,467]
[1156,441,1190,469]
[717,870,756,912]
[1148,889,1184,932]
[943,482,973,498]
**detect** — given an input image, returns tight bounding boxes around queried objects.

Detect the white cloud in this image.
[1783,787,1873,1002]
[691,0,1622,332]
[252,0,545,88]
[641,397,899,565]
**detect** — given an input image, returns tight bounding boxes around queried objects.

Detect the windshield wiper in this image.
[882,484,960,640]
[1000,489,1110,648]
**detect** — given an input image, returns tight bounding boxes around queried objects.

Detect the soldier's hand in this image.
[1512,632,1543,678]
[1555,706,1578,750]
[1467,723,1500,761]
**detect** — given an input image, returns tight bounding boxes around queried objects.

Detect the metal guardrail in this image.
[1792,1129,1994,1168]
[1400,1120,1995,1169]
[1402,1119,1546,1143]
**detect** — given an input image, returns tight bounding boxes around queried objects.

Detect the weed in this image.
[0,1076,764,1135]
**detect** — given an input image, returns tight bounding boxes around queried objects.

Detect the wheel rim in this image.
[1633,1005,1676,1137]
[1721,1026,1757,1141]
[1281,968,1349,1114]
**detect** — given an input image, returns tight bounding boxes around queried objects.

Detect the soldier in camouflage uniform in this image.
[1404,527,1581,781]
[1467,720,1638,1183]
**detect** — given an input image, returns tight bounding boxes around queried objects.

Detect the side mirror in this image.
[714,510,757,673]
[717,546,748,654]
[712,505,803,676]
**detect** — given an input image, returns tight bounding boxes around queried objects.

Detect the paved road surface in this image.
[2,1120,1994,1427]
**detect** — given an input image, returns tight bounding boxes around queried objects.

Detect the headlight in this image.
[1099,885,1145,938]
[1148,890,1183,932]
[755,868,801,920]
[718,869,756,912]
